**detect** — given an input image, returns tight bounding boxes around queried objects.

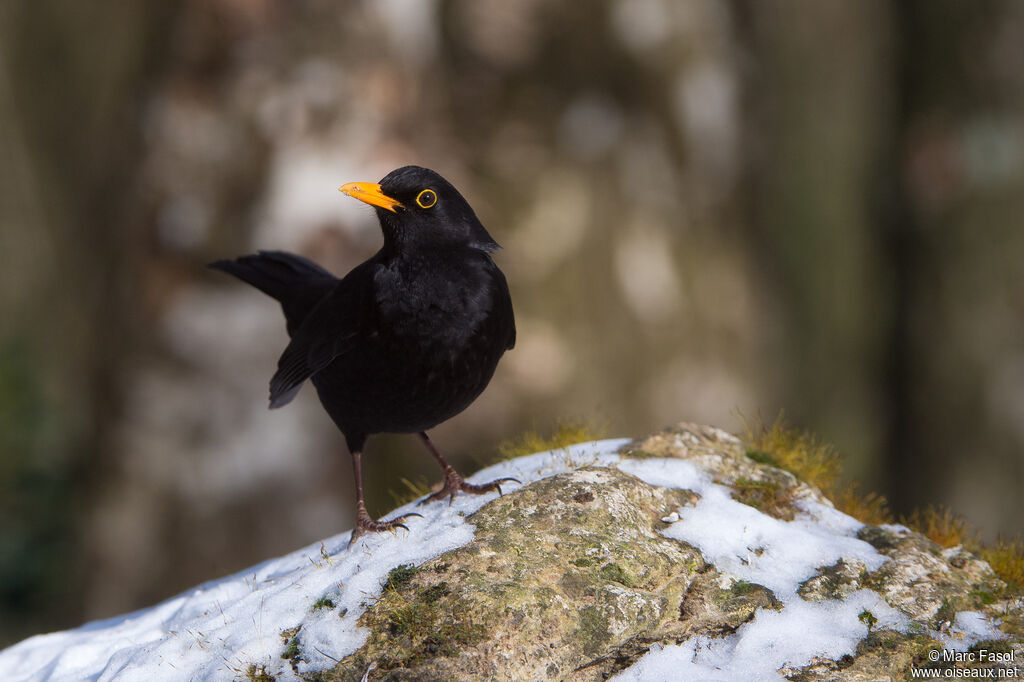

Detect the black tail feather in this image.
[209,251,337,335]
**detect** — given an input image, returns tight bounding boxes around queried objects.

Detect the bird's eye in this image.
[416,188,437,209]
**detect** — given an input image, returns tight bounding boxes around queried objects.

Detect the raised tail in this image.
[209,250,338,336]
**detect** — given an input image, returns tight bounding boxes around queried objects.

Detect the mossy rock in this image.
[307,423,1023,680]
[313,466,781,681]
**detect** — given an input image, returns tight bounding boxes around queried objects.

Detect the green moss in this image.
[495,419,606,461]
[742,417,841,495]
[798,560,865,601]
[731,580,756,595]
[832,484,892,526]
[903,506,975,549]
[384,564,417,593]
[378,596,489,665]
[531,586,557,612]
[742,417,893,526]
[998,608,1024,638]
[852,630,944,675]
[244,663,275,682]
[421,582,451,603]
[312,597,335,611]
[933,598,956,629]
[388,476,433,508]
[352,565,498,674]
[857,526,900,552]
[979,538,1024,594]
[858,609,878,631]
[745,449,777,466]
[729,477,796,521]
[599,562,636,588]
[386,602,430,637]
[969,589,996,606]
[969,639,1014,656]
[572,557,593,567]
[856,628,901,654]
[575,606,611,655]
[280,626,301,662]
[711,580,782,617]
[488,533,511,553]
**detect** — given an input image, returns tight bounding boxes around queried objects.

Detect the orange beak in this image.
[338,182,403,213]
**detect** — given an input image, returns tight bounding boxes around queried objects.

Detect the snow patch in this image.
[0,440,627,682]
[940,611,1006,653]
[618,457,887,596]
[615,590,905,682]
[614,456,1005,680]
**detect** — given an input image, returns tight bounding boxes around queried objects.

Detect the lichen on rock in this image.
[316,423,1022,681]
[321,467,728,680]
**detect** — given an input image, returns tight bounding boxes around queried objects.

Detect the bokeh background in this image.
[2,0,1023,647]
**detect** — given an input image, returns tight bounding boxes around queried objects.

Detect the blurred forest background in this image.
[1,0,1023,647]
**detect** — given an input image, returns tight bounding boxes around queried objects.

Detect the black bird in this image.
[210,166,517,541]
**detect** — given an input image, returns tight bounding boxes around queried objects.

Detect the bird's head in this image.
[339,166,499,255]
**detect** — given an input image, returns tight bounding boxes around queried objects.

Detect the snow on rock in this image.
[1,423,1019,681]
[619,457,888,596]
[612,456,906,681]
[0,440,625,681]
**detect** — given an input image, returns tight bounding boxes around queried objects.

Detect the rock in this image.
[329,467,768,681]
[315,423,1023,680]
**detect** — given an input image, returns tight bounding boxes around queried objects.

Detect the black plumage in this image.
[210,166,517,540]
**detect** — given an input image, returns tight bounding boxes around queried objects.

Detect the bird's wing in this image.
[487,257,516,351]
[268,342,313,408]
[267,265,373,408]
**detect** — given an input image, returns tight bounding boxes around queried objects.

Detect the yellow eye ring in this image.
[416,188,437,209]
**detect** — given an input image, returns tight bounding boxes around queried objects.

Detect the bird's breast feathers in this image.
[370,256,500,347]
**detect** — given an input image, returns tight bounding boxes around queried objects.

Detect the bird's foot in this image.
[349,505,422,544]
[419,468,521,505]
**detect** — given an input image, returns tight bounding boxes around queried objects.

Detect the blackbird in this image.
[210,165,517,541]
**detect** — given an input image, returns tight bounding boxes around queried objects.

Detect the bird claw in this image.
[349,511,422,544]
[458,476,521,498]
[419,473,522,505]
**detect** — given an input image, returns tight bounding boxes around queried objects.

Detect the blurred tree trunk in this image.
[738,0,894,486]
[884,0,1024,532]
[740,0,1024,536]
[0,0,178,645]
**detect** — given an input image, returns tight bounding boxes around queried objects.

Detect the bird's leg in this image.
[417,432,520,505]
[349,449,421,544]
